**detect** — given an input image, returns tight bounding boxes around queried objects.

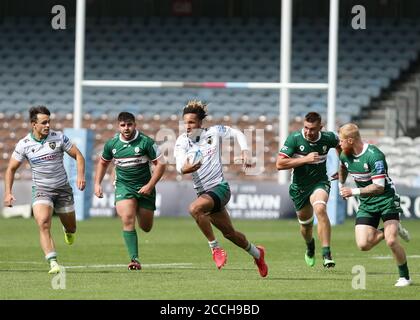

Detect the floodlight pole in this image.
[327,0,339,132]
[73,0,86,129]
[279,0,292,184]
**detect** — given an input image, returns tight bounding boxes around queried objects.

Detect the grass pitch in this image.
[0,216,418,299]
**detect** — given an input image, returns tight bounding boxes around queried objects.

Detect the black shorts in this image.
[355,212,400,228]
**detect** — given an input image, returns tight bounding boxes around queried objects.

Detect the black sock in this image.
[306,238,315,257]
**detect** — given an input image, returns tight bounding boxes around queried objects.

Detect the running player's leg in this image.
[55,184,76,245]
[136,195,156,232]
[189,195,216,241]
[210,207,268,277]
[355,214,383,251]
[383,218,411,286]
[137,207,154,232]
[296,203,315,267]
[309,188,334,267]
[189,194,226,268]
[116,198,141,269]
[33,202,58,273]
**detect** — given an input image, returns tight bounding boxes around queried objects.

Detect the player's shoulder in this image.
[321,130,339,140]
[48,130,65,140]
[367,144,385,157]
[139,131,155,143]
[175,132,189,146]
[15,133,32,146]
[209,124,228,134]
[104,133,120,147]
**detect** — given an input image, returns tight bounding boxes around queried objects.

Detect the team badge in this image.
[323,145,327,152]
[49,142,56,150]
[344,162,349,168]
[135,147,140,153]
[363,163,369,171]
[112,149,116,154]
[207,136,213,145]
[299,145,305,151]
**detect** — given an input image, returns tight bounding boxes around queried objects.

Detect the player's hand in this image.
[3,194,15,207]
[234,150,252,171]
[339,186,353,199]
[77,176,86,191]
[182,158,202,174]
[94,184,103,198]
[138,184,154,195]
[305,152,321,164]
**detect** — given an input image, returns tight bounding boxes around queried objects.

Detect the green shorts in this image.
[114,183,156,211]
[355,195,402,228]
[289,181,330,211]
[198,181,231,214]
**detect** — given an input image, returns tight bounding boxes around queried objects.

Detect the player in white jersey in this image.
[174,100,268,277]
[3,106,86,274]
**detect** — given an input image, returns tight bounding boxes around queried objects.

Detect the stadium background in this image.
[1,0,420,220]
[0,0,420,301]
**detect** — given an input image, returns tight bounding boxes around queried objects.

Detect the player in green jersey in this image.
[338,123,411,287]
[276,112,340,268]
[94,112,166,270]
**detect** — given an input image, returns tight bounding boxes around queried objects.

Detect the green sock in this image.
[322,246,331,257]
[398,262,410,280]
[123,230,138,261]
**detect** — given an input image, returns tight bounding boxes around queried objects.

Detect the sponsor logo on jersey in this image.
[31,154,59,164]
[281,146,288,151]
[374,160,385,174]
[49,142,56,150]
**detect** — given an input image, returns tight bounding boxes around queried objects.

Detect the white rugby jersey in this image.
[12,130,73,189]
[174,125,248,193]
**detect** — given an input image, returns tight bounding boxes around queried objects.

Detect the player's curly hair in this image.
[182,100,208,120]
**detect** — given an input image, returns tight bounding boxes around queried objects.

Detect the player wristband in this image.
[351,188,361,196]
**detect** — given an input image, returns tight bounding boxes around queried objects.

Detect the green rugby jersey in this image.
[101,130,161,187]
[279,129,339,185]
[339,143,397,208]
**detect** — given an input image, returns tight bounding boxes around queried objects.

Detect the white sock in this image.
[208,240,219,250]
[246,243,260,259]
[45,251,57,264]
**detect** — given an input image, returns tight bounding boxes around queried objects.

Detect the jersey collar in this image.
[30,131,48,144]
[353,143,369,157]
[301,129,321,143]
[119,130,139,143]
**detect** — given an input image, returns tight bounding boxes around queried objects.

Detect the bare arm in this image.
[94,158,111,198]
[66,145,86,191]
[340,183,385,198]
[276,152,321,170]
[138,156,166,195]
[4,158,22,207]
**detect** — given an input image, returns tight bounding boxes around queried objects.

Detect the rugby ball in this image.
[186,149,203,166]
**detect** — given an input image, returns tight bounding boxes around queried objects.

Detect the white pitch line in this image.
[372,255,420,260]
[0,261,193,269]
[60,263,194,269]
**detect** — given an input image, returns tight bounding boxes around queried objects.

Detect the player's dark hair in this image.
[305,112,322,124]
[182,100,208,120]
[29,105,50,123]
[118,112,135,123]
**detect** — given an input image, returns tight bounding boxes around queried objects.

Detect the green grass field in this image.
[0,217,418,299]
